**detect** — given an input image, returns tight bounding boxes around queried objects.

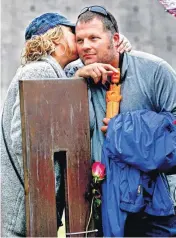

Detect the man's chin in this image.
[83,59,97,65]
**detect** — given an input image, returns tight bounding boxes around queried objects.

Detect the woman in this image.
[1,12,132,237]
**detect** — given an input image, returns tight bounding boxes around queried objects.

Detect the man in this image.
[74,5,176,237]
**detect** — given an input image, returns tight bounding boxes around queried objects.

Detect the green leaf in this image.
[95,198,101,206]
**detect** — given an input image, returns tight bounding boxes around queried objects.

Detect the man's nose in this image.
[82,39,91,50]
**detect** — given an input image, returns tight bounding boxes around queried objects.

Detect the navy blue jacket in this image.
[102,110,176,237]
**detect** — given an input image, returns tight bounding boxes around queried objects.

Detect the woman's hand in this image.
[117,34,132,53]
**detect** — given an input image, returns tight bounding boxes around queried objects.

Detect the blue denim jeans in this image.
[124,208,176,237]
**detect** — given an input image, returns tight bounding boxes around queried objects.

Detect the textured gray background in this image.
[1,0,176,104]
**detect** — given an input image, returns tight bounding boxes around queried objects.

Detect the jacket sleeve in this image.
[153,60,176,117]
[105,110,176,173]
[64,59,84,77]
[153,61,176,174]
[10,63,60,159]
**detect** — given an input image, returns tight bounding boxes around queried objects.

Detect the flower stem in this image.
[86,197,94,237]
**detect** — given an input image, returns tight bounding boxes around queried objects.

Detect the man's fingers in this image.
[101,118,110,133]
[96,66,108,84]
[101,125,108,133]
[103,64,118,73]
[103,118,110,125]
[92,67,102,79]
[97,65,118,84]
[91,65,105,83]
[89,70,100,83]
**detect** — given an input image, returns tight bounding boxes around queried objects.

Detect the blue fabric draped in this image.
[102,110,176,237]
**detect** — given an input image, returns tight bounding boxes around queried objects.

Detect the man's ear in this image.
[113,33,120,48]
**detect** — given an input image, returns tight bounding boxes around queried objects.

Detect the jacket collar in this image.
[41,55,67,78]
[120,52,129,81]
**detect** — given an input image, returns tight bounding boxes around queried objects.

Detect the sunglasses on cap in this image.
[78,5,118,32]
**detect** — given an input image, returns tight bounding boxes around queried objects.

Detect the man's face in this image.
[76,18,118,66]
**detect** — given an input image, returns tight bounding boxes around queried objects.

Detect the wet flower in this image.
[92,162,106,183]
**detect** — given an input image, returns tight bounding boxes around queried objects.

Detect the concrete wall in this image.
[1,0,176,104]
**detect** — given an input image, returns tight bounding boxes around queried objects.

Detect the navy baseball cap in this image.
[25,13,75,40]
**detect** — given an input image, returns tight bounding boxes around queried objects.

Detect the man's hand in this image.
[117,34,132,54]
[75,63,118,84]
[101,118,110,134]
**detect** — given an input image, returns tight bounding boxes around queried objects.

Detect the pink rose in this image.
[173,120,176,125]
[92,162,106,182]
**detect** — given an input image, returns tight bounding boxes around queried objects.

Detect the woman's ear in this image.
[113,33,120,48]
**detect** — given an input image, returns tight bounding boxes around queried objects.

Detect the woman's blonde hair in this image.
[22,25,65,64]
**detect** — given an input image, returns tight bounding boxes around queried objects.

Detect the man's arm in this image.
[153,60,176,117]
[154,61,176,175]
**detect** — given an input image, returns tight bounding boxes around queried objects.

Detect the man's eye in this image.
[91,37,99,41]
[76,39,83,43]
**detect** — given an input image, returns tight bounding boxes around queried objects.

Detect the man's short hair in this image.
[76,11,119,35]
